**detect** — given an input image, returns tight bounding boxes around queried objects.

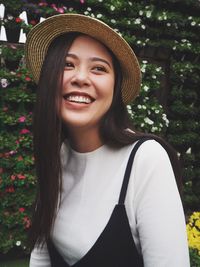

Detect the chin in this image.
[62,119,96,130]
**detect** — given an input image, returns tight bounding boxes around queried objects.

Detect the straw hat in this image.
[25,13,141,104]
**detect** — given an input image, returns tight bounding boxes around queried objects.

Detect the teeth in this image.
[66,95,92,104]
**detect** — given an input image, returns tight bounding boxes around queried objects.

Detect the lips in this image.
[63,92,95,104]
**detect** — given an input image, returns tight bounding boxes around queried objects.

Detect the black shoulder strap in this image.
[118,137,153,205]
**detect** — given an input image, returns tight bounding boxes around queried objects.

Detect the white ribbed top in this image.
[30,140,190,267]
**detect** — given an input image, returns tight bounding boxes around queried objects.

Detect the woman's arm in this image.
[133,140,190,267]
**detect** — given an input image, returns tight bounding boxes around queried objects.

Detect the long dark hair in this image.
[29,32,182,250]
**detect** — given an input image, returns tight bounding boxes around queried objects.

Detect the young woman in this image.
[25,14,190,267]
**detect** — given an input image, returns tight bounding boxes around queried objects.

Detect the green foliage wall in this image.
[0,0,200,261]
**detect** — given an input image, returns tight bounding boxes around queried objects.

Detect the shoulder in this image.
[129,138,175,183]
[133,139,170,163]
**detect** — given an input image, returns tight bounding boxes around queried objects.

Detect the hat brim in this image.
[25,13,141,104]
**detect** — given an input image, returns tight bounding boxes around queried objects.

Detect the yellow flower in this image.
[187,211,200,255]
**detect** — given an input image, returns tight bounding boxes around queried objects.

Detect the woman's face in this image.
[60,34,115,135]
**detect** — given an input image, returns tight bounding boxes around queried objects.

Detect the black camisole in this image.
[47,138,150,266]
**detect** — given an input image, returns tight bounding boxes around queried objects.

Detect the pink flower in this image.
[10,44,17,49]
[11,175,16,181]
[17,174,26,180]
[23,216,31,229]
[17,156,23,161]
[15,17,23,23]
[38,2,48,7]
[9,150,17,155]
[6,186,15,193]
[30,20,37,25]
[51,3,56,10]
[19,207,25,213]
[18,116,26,123]
[25,76,31,81]
[3,106,8,112]
[20,129,30,134]
[57,7,65,13]
[80,0,85,3]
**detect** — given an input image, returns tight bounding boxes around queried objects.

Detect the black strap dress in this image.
[47,138,151,267]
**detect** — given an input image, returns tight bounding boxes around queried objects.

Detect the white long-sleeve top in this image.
[30,140,190,267]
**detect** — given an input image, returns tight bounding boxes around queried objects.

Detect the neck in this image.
[67,127,104,153]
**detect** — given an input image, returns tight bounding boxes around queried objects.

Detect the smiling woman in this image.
[60,34,115,151]
[25,14,190,267]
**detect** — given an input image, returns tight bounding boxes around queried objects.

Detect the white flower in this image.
[110,5,115,11]
[167,23,171,27]
[111,19,116,24]
[156,67,162,72]
[152,75,157,79]
[186,148,191,154]
[146,11,152,18]
[141,65,146,73]
[143,85,149,91]
[1,78,9,88]
[151,126,158,132]
[162,113,169,126]
[87,7,92,11]
[137,104,142,109]
[16,241,21,246]
[135,18,141,24]
[114,28,121,35]
[137,40,142,44]
[139,11,143,16]
[155,109,160,114]
[142,60,148,64]
[141,24,146,29]
[142,105,147,110]
[8,15,14,20]
[144,117,154,125]
[191,21,196,26]
[97,14,102,18]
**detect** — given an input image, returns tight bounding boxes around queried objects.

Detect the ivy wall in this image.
[0,0,200,263]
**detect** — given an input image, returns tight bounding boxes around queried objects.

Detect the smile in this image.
[63,93,95,104]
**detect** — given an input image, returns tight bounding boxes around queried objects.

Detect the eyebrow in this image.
[66,53,112,68]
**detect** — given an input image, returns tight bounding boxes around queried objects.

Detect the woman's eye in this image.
[64,62,74,69]
[93,66,107,73]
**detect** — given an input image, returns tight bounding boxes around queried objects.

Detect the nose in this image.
[71,67,91,88]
